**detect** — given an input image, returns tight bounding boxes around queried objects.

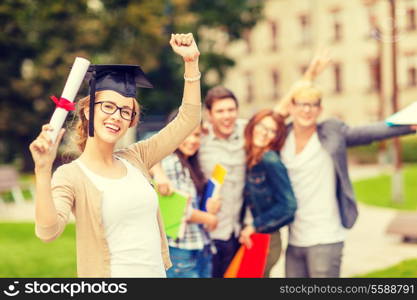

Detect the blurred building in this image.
[221,0,417,125]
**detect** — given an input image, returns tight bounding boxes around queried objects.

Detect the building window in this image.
[299,14,312,46]
[368,57,381,92]
[245,71,254,103]
[333,21,342,42]
[405,53,417,88]
[331,9,343,42]
[244,30,252,54]
[408,66,417,87]
[333,63,343,94]
[299,64,309,76]
[271,69,280,100]
[406,7,416,31]
[269,20,278,51]
[365,6,380,40]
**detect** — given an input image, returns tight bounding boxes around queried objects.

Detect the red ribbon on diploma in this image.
[50,95,75,111]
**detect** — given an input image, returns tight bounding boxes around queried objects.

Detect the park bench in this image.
[0,166,28,204]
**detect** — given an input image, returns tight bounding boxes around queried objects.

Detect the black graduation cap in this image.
[86,64,153,137]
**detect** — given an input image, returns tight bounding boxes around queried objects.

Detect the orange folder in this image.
[224,233,271,278]
[224,246,245,278]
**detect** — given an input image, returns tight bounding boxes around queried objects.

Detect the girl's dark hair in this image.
[166,109,206,196]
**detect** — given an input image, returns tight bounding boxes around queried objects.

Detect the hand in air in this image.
[305,48,332,79]
[170,33,200,62]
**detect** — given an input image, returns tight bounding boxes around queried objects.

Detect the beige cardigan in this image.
[35,103,201,277]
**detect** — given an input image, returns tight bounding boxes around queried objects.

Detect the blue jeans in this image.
[285,242,344,278]
[167,245,212,278]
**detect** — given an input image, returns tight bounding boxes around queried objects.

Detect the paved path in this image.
[0,202,34,221]
[270,203,417,277]
[7,200,415,278]
[2,164,416,277]
[342,204,417,277]
[270,164,417,277]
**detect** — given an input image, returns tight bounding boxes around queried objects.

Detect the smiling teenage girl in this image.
[29,33,201,277]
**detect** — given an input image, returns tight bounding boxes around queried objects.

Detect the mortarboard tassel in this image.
[88,69,96,137]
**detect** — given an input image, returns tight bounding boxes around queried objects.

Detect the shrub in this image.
[348,135,417,164]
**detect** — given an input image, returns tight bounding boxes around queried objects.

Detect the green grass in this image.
[0,221,415,278]
[1,168,416,278]
[353,164,417,210]
[0,190,33,203]
[348,135,417,164]
[356,259,417,278]
[0,173,34,203]
[352,164,417,277]
[0,222,76,277]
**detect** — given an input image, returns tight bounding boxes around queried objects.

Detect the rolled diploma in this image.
[48,57,91,142]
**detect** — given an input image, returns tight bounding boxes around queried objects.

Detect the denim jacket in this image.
[243,151,297,233]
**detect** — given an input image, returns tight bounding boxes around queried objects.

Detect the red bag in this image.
[224,233,271,278]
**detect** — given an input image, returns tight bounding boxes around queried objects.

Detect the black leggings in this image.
[211,235,240,278]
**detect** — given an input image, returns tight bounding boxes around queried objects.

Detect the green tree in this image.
[1,0,97,170]
[0,0,169,170]
[140,0,264,114]
[0,0,264,171]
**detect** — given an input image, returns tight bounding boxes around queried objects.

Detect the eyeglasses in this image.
[95,101,136,121]
[255,123,277,136]
[293,101,321,111]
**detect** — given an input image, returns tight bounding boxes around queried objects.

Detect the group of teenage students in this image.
[29,33,417,278]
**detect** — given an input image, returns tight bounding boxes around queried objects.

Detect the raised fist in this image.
[169,33,200,62]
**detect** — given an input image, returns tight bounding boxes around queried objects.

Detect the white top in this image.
[76,157,166,278]
[281,131,347,247]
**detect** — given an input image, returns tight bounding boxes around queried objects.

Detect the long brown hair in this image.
[244,109,286,169]
[166,109,206,197]
[72,92,140,152]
